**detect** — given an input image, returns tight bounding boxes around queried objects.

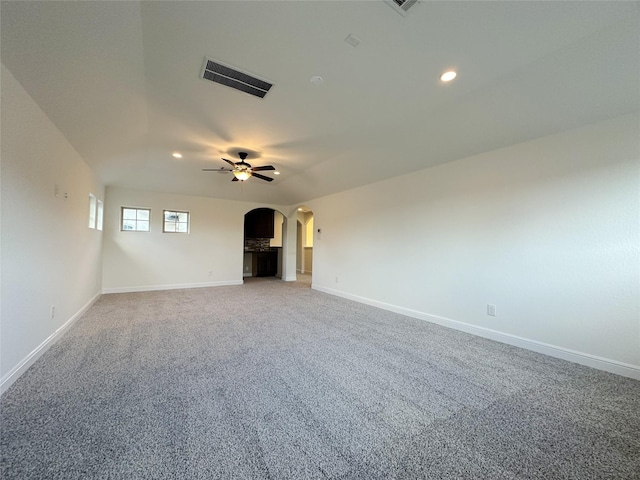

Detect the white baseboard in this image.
[313,285,640,380]
[284,274,297,281]
[102,280,243,294]
[0,291,102,395]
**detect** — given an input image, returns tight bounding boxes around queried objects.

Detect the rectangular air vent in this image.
[200,58,273,99]
[385,0,418,16]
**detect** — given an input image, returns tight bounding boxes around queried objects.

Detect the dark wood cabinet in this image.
[252,251,278,277]
[244,208,274,238]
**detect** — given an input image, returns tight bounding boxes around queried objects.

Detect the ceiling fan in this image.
[203,152,275,182]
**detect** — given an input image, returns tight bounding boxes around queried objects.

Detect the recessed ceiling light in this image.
[172,152,182,158]
[440,70,457,82]
[273,171,280,175]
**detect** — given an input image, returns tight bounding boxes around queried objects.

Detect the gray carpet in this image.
[1,277,639,479]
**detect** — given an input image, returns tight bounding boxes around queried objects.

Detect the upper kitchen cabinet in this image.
[245,208,275,238]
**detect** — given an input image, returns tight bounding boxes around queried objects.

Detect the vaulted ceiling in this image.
[2,1,638,205]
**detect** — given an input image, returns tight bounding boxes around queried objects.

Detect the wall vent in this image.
[200,58,273,99]
[384,0,418,17]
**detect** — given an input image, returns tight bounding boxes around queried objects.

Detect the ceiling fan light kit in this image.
[233,170,251,181]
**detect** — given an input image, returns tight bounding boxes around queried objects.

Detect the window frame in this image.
[88,193,97,229]
[163,209,190,234]
[97,200,104,231]
[121,207,151,232]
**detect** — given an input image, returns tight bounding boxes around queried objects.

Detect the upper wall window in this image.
[121,207,150,232]
[88,194,97,229]
[163,210,189,233]
[97,200,104,231]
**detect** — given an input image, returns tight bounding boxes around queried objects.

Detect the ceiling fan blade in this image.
[222,158,236,168]
[251,165,276,172]
[231,176,239,182]
[251,172,274,182]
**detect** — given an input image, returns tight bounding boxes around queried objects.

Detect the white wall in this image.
[309,114,639,378]
[1,64,104,390]
[270,210,284,247]
[102,187,288,292]
[305,216,314,247]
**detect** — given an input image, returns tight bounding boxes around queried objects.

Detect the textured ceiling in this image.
[2,1,638,205]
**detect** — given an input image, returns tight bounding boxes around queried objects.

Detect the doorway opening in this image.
[242,208,285,279]
[296,206,314,286]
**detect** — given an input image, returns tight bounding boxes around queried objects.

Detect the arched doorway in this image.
[242,208,285,279]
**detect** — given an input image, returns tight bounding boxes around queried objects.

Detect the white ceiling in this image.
[2,1,638,205]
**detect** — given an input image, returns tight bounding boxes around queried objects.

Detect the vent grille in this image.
[201,58,273,99]
[385,0,418,16]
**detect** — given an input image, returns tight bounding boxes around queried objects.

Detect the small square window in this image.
[121,207,150,232]
[163,210,189,233]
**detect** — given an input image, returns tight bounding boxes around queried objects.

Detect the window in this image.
[88,194,97,228]
[121,207,150,231]
[163,210,189,233]
[97,200,104,231]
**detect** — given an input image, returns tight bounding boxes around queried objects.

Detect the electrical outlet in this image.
[487,304,496,316]
[50,305,55,319]
[335,276,339,283]
[245,266,249,272]
[208,270,213,276]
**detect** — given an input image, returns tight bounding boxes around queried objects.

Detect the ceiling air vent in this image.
[385,0,418,17]
[200,58,273,99]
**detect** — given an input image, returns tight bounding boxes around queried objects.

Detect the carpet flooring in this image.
[1,277,639,479]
